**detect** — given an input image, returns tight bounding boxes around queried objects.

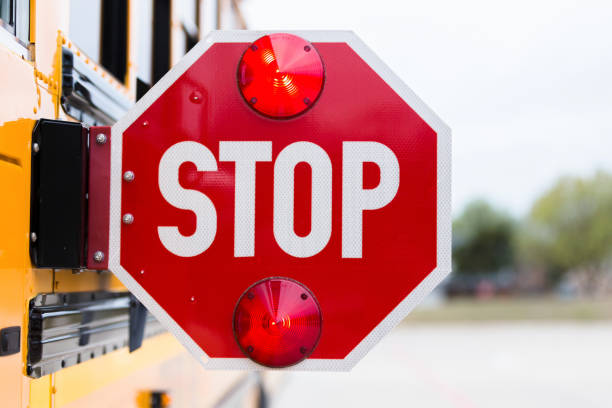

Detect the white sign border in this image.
[109,30,451,371]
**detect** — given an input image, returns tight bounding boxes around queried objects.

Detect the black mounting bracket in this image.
[29,119,87,269]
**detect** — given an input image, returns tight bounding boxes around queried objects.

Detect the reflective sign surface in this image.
[110,31,451,370]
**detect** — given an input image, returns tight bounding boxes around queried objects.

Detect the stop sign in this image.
[108,31,451,370]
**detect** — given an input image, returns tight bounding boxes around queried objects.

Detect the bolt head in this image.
[32,143,40,153]
[122,213,134,224]
[189,91,203,103]
[30,232,37,242]
[93,251,105,262]
[96,134,108,145]
[123,171,135,182]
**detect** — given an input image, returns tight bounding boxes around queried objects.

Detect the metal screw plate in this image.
[123,171,135,182]
[96,134,107,145]
[122,214,134,224]
[93,251,105,262]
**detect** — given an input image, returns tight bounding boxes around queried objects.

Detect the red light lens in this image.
[233,277,322,368]
[237,33,325,118]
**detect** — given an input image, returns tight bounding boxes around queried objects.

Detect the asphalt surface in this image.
[272,323,612,407]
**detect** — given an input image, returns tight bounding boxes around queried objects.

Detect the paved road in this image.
[272,323,612,407]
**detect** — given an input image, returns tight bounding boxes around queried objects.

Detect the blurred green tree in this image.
[517,171,612,283]
[453,200,516,275]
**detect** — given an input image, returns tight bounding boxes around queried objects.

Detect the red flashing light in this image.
[237,33,325,118]
[233,277,322,368]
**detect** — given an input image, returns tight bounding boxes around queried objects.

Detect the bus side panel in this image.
[53,334,248,408]
[0,40,40,405]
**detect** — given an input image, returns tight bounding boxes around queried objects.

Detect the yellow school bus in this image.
[0,1,265,406]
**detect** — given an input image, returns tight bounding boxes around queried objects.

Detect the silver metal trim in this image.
[27,292,164,378]
[61,46,133,125]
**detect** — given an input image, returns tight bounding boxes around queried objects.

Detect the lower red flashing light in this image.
[233,277,322,368]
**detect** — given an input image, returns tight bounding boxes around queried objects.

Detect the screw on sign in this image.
[108,31,451,370]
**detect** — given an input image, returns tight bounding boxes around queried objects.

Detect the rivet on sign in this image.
[142,120,149,127]
[140,269,145,275]
[247,345,254,353]
[93,251,105,262]
[190,296,195,302]
[189,91,203,104]
[300,347,308,354]
[96,134,107,145]
[251,44,258,52]
[246,292,254,300]
[250,97,257,104]
[300,293,308,300]
[123,171,135,182]
[30,232,37,242]
[303,97,311,105]
[32,142,40,153]
[304,45,311,52]
[122,213,134,224]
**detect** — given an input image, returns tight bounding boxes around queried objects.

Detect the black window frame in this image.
[152,0,171,84]
[100,0,128,84]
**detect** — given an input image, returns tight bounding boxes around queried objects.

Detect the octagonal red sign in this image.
[109,31,451,370]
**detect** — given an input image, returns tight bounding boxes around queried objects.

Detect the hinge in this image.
[87,126,112,270]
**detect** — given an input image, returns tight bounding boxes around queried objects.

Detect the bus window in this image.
[0,0,30,56]
[200,0,218,37]
[0,0,10,31]
[69,0,102,62]
[69,0,128,83]
[181,0,199,54]
[137,0,154,86]
[101,0,128,83]
[152,0,170,84]
[169,0,198,69]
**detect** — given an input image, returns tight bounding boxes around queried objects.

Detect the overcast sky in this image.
[241,0,612,216]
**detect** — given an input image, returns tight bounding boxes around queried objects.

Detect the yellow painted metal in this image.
[54,334,252,407]
[135,391,171,408]
[125,0,136,90]
[59,347,250,408]
[33,0,67,99]
[0,115,36,407]
[0,2,256,407]
[28,375,52,408]
[54,334,181,406]
[29,0,36,43]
